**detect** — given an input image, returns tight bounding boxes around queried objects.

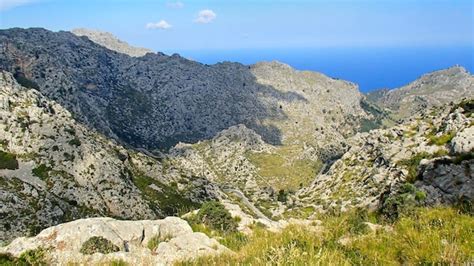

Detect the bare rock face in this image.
[71,28,153,57]
[0,217,229,265]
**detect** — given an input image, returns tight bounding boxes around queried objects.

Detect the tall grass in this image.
[178,207,474,265]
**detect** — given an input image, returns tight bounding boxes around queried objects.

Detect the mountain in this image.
[367,66,474,120]
[71,28,153,57]
[0,27,473,264]
[0,28,370,152]
[0,71,218,242]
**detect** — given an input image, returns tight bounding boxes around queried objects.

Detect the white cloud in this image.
[0,0,36,11]
[166,1,184,9]
[194,9,216,24]
[145,20,172,30]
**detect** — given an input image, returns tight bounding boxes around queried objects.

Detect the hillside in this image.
[0,27,473,265]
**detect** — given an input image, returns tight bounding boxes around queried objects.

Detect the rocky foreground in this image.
[0,217,229,265]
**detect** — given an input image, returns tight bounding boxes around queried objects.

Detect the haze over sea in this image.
[178,46,473,93]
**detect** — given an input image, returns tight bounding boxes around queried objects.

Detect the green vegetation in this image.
[427,131,456,146]
[130,171,199,216]
[194,201,238,233]
[79,236,119,255]
[178,207,473,265]
[32,164,52,180]
[246,145,322,191]
[0,248,48,265]
[397,152,431,183]
[0,150,19,170]
[68,137,82,147]
[147,232,172,251]
[379,183,426,222]
[188,221,248,251]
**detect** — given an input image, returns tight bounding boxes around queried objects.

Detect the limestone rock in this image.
[0,217,229,265]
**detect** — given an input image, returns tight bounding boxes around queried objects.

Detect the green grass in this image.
[178,207,474,265]
[428,131,456,146]
[147,233,172,251]
[246,145,322,191]
[0,150,19,170]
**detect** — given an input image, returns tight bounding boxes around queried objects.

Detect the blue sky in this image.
[0,0,472,52]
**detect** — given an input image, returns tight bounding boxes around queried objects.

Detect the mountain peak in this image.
[71,28,153,57]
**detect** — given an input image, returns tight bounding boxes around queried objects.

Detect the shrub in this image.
[398,152,430,183]
[68,137,81,147]
[277,189,287,202]
[79,236,119,255]
[379,183,426,222]
[32,164,51,180]
[18,248,47,265]
[0,150,19,170]
[196,201,238,233]
[428,131,456,146]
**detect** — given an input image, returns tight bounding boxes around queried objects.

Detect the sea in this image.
[177,46,473,93]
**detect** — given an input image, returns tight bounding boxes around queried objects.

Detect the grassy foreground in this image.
[178,207,473,265]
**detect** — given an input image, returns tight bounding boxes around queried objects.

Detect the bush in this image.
[379,183,426,222]
[398,152,430,183]
[428,131,456,146]
[32,164,51,180]
[196,201,238,233]
[68,137,81,147]
[0,150,19,170]
[18,248,47,265]
[79,236,119,255]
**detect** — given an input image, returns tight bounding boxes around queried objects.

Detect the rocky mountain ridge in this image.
[0,27,473,257]
[71,28,153,57]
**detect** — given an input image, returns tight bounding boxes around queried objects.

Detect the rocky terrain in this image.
[0,216,229,265]
[71,28,153,57]
[368,66,474,121]
[0,27,473,265]
[0,71,219,243]
[0,28,370,152]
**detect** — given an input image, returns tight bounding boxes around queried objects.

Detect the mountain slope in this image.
[71,28,153,57]
[368,66,474,120]
[0,71,218,243]
[0,28,370,152]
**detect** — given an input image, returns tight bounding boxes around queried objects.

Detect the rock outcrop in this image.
[297,100,473,214]
[0,217,229,265]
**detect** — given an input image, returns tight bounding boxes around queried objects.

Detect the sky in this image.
[0,0,472,51]
[0,0,473,91]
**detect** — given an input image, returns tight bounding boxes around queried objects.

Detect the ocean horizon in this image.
[175,46,473,93]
